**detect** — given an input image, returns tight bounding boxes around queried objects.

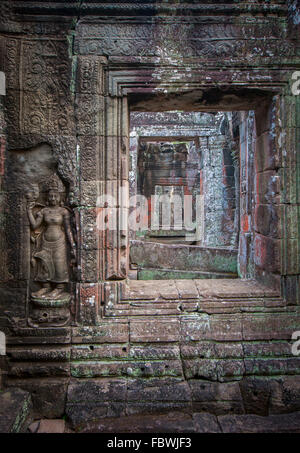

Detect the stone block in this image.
[180,315,211,342]
[180,342,215,359]
[71,360,183,378]
[66,379,127,427]
[37,419,65,433]
[77,283,100,324]
[105,97,129,138]
[76,56,105,95]
[282,275,300,305]
[130,319,180,343]
[180,314,243,342]
[126,402,192,417]
[284,238,300,275]
[255,170,280,205]
[78,208,98,250]
[67,402,126,428]
[217,359,245,381]
[78,136,103,181]
[244,357,300,376]
[175,280,199,299]
[129,345,180,360]
[214,343,244,358]
[189,380,245,415]
[127,378,191,402]
[68,379,127,403]
[254,233,281,273]
[183,359,218,380]
[254,204,281,238]
[72,323,129,344]
[122,280,160,300]
[7,346,70,362]
[6,379,67,419]
[77,248,101,283]
[71,344,129,361]
[218,412,300,433]
[80,412,195,433]
[269,376,300,415]
[240,377,276,416]
[242,341,291,358]
[9,363,70,378]
[130,241,237,274]
[75,94,104,136]
[255,131,279,172]
[242,313,300,341]
[193,413,221,433]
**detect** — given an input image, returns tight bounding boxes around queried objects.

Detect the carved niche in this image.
[26,174,77,328]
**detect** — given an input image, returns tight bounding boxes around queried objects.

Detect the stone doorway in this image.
[128,110,240,280]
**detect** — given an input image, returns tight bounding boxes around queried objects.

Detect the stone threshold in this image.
[107,278,283,316]
[122,279,280,302]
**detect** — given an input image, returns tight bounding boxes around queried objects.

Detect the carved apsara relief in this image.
[26,174,77,328]
[6,143,77,328]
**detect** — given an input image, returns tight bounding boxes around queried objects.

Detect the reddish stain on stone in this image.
[241,214,250,233]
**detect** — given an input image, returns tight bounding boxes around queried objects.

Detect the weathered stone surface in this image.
[67,402,126,428]
[71,359,183,378]
[78,412,195,433]
[130,319,180,343]
[6,379,68,418]
[254,233,281,273]
[8,346,70,362]
[127,378,191,402]
[242,341,291,358]
[256,170,280,205]
[130,241,237,274]
[255,131,280,173]
[37,419,65,434]
[71,344,128,361]
[183,359,219,381]
[269,376,300,415]
[239,377,273,416]
[175,280,199,299]
[129,345,180,360]
[244,357,300,376]
[67,379,127,403]
[72,323,129,344]
[66,379,127,427]
[180,314,243,342]
[242,313,300,340]
[0,388,32,433]
[193,413,221,433]
[189,380,245,415]
[28,420,40,433]
[254,204,281,239]
[218,412,300,433]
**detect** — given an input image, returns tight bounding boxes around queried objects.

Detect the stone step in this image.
[130,240,238,273]
[137,267,238,280]
[0,388,33,433]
